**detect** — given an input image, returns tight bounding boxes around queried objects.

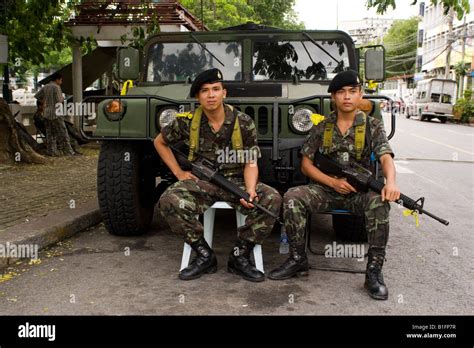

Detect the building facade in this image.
[339,17,395,45]
[416,1,473,95]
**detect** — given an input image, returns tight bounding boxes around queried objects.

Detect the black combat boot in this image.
[227,240,265,282]
[364,247,389,300]
[179,237,217,280]
[268,244,309,280]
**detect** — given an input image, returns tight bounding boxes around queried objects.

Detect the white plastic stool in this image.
[180,201,264,273]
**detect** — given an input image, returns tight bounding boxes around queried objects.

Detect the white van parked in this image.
[407,78,456,123]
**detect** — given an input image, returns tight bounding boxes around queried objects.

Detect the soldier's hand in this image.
[331,178,357,195]
[381,182,400,202]
[240,190,259,209]
[175,170,198,181]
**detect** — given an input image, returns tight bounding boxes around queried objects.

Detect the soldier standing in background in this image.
[268,70,400,301]
[34,72,75,156]
[154,68,282,282]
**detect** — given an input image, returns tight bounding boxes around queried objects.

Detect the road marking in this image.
[446,129,474,136]
[412,171,447,190]
[394,163,414,174]
[409,133,474,155]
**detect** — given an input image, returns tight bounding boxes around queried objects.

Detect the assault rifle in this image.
[314,152,449,226]
[169,145,282,224]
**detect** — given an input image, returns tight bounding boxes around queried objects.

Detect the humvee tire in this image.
[98,141,155,236]
[332,215,368,243]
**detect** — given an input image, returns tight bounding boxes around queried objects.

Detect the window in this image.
[441,94,452,103]
[430,93,440,102]
[146,42,242,82]
[252,40,349,81]
[418,30,424,47]
[419,2,425,16]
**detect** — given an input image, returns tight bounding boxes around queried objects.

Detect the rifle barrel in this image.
[369,179,449,226]
[419,208,450,226]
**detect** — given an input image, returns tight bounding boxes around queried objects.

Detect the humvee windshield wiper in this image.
[189,33,225,67]
[302,32,341,65]
[301,41,315,64]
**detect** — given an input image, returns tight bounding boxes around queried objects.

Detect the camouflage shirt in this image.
[34,81,64,120]
[161,103,261,178]
[301,110,394,168]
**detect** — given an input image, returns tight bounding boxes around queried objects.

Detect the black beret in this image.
[190,68,224,97]
[327,70,361,93]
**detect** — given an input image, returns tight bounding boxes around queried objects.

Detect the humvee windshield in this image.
[146,42,242,82]
[252,40,349,81]
[145,38,349,83]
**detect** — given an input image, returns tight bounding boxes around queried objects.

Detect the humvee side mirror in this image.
[117,47,139,81]
[364,46,385,82]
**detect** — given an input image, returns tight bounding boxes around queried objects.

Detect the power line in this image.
[421,45,449,66]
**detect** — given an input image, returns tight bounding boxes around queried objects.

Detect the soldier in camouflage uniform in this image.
[268,70,400,300]
[154,68,282,282]
[34,73,75,156]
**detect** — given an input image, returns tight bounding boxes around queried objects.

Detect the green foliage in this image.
[383,17,419,77]
[120,1,161,49]
[454,94,474,123]
[366,0,470,20]
[454,61,468,77]
[0,0,77,66]
[179,0,304,31]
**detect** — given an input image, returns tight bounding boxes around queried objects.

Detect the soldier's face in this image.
[332,86,362,113]
[197,82,226,111]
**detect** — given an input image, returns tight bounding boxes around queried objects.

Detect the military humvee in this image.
[83,23,393,240]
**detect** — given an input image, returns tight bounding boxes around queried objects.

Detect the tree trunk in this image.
[0,98,46,164]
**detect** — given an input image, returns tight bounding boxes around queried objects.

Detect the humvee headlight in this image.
[290,108,313,134]
[159,108,178,128]
[104,99,126,121]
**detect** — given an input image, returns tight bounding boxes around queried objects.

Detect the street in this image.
[0,115,473,315]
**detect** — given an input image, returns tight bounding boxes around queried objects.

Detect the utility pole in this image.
[459,15,467,98]
[444,8,454,79]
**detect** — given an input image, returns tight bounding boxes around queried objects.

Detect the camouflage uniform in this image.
[43,118,75,156]
[35,82,75,156]
[284,110,394,247]
[158,104,282,245]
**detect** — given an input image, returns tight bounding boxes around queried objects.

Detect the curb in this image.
[0,200,102,270]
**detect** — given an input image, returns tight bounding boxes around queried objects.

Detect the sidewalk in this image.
[0,147,99,231]
[0,146,103,269]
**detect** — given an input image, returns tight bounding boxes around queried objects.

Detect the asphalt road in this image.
[0,115,472,315]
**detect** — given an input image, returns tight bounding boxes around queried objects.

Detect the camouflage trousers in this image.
[158,178,282,245]
[283,183,390,247]
[44,118,75,156]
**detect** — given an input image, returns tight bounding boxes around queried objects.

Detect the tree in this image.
[0,0,77,67]
[383,17,419,77]
[251,0,304,30]
[0,98,46,164]
[179,0,304,31]
[366,0,470,20]
[0,0,78,164]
